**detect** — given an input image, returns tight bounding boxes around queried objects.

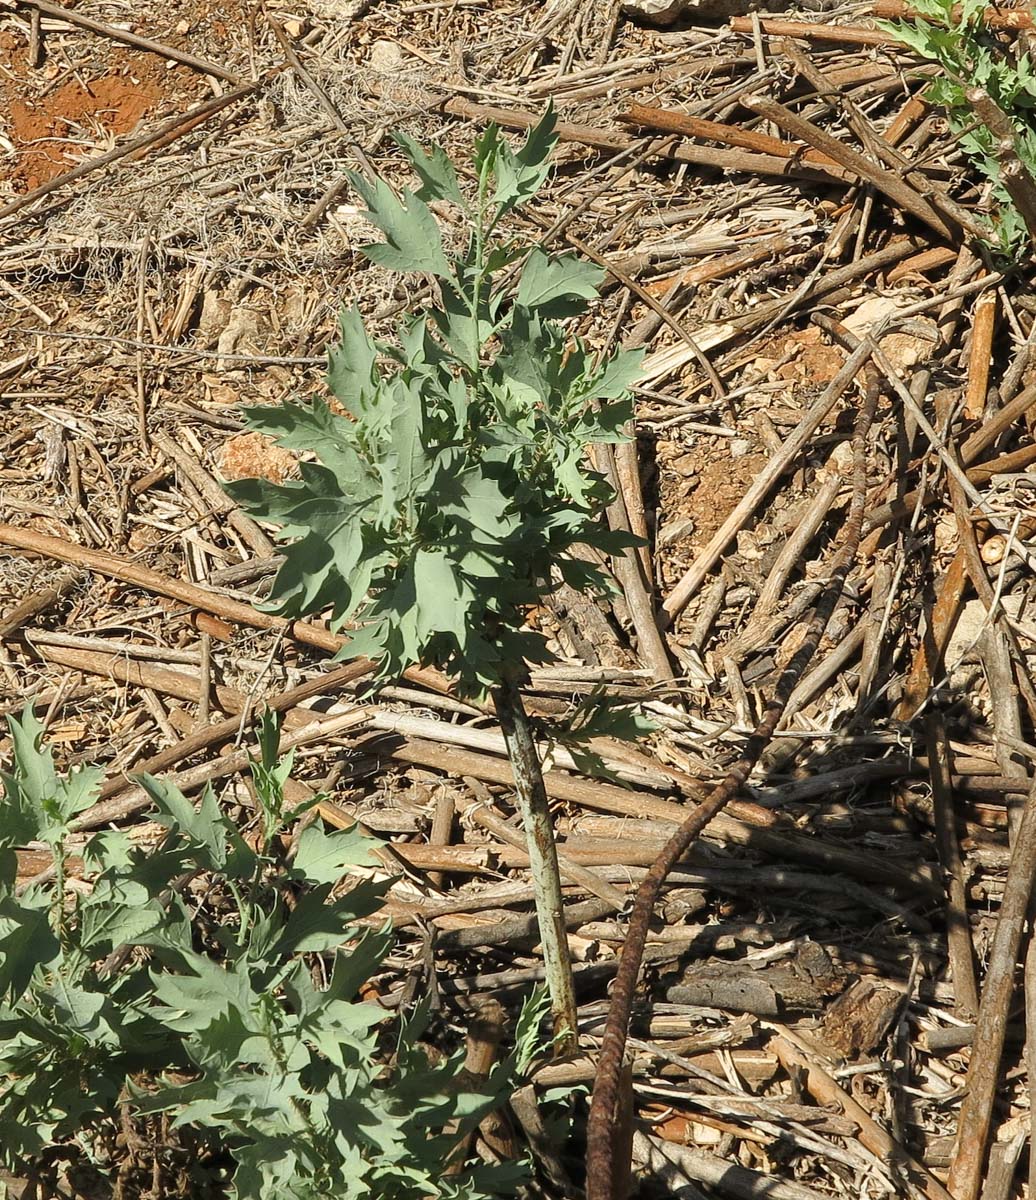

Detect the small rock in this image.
[670,451,698,477]
[622,0,689,20]
[308,0,372,18]
[197,290,232,346]
[843,297,938,375]
[370,39,403,72]
[657,516,695,548]
[729,438,751,458]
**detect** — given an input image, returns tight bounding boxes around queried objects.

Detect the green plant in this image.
[225,107,644,1048]
[879,0,1036,256]
[0,709,525,1199]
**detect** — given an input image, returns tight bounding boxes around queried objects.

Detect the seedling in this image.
[225,107,644,1050]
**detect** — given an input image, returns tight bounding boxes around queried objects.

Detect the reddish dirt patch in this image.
[682,451,766,548]
[0,31,198,193]
[9,73,162,190]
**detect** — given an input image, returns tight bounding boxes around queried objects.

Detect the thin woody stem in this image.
[491,674,579,1056]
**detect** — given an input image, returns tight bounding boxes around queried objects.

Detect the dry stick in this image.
[26,1,40,64]
[985,1135,1028,1200]
[440,96,844,185]
[559,226,727,403]
[491,675,578,1055]
[14,0,247,82]
[925,711,980,1019]
[29,642,657,790]
[941,404,1036,732]
[642,238,921,385]
[863,369,1036,538]
[598,309,678,683]
[885,94,929,149]
[0,522,447,692]
[585,357,880,1200]
[596,443,674,684]
[661,338,873,624]
[783,39,914,178]
[964,287,997,421]
[728,14,896,45]
[426,788,455,891]
[966,87,1036,244]
[1027,937,1036,1200]
[685,569,728,655]
[783,622,868,722]
[947,780,1036,1200]
[70,661,374,831]
[864,441,1036,537]
[844,326,1025,555]
[741,94,957,240]
[855,557,892,712]
[0,523,337,651]
[527,54,755,102]
[613,439,651,580]
[0,77,268,224]
[23,643,935,895]
[643,232,801,297]
[48,710,370,878]
[0,567,83,638]
[758,473,844,617]
[265,7,347,132]
[150,431,276,559]
[723,471,843,662]
[355,741,928,894]
[444,999,509,1175]
[769,1035,953,1200]
[888,245,957,283]
[896,549,969,721]
[617,103,845,174]
[962,378,1036,463]
[632,1131,831,1200]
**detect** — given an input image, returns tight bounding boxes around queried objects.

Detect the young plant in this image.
[225,107,644,1050]
[879,0,1036,257]
[0,710,525,1199]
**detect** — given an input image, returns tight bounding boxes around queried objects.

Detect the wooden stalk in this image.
[728,15,895,44]
[771,1035,953,1200]
[925,711,980,1019]
[586,353,880,1200]
[964,287,997,421]
[948,782,1036,1200]
[491,675,579,1055]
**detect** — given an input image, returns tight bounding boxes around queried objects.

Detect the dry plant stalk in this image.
[948,781,1036,1200]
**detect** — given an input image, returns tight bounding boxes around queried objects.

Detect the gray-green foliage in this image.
[879,0,1036,256]
[0,710,524,1199]
[225,107,643,695]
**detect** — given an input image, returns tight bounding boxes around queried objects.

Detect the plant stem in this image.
[491,675,578,1056]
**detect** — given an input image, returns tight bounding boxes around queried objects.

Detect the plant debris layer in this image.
[4,0,1036,1197]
